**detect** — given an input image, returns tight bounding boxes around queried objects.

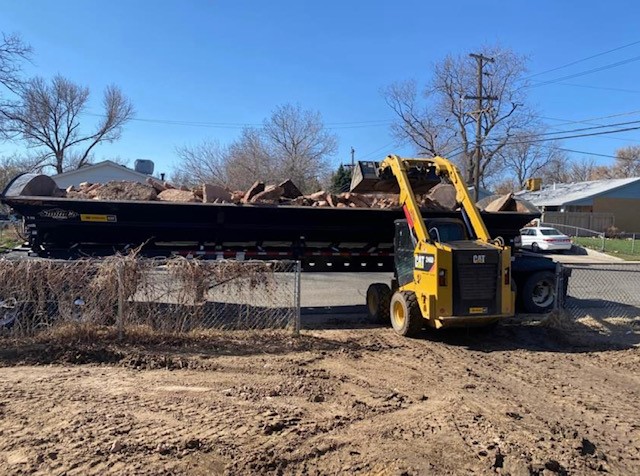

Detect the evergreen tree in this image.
[330,164,352,193]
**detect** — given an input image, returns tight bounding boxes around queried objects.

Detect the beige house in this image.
[516,177,640,233]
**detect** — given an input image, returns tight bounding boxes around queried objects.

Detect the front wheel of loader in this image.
[366,283,391,324]
[390,291,423,337]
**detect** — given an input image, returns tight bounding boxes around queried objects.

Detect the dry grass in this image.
[0,256,297,338]
[0,225,21,251]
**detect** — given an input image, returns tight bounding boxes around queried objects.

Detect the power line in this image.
[525,39,640,79]
[540,111,640,143]
[528,54,640,89]
[555,147,618,159]
[540,82,640,94]
[81,111,393,130]
[484,124,640,146]
[541,109,640,126]
[358,141,396,160]
[515,119,640,138]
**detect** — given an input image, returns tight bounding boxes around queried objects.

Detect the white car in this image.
[519,227,572,252]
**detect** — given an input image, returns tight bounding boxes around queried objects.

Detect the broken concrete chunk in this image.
[250,185,284,203]
[203,184,232,203]
[426,184,457,210]
[342,192,372,208]
[307,191,326,201]
[93,181,157,201]
[243,181,265,203]
[157,189,198,202]
[230,191,245,204]
[85,183,101,193]
[278,179,303,199]
[146,177,167,193]
[290,196,313,206]
[325,193,339,207]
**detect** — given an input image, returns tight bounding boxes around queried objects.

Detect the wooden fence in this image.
[541,211,615,232]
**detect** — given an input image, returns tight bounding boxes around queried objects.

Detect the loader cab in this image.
[393,218,468,287]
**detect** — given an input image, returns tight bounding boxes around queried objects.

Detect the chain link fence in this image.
[556,263,640,326]
[0,257,301,337]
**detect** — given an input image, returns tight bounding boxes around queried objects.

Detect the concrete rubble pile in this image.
[61,178,462,211]
[62,178,531,212]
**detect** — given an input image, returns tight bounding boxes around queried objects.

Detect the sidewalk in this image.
[551,247,632,264]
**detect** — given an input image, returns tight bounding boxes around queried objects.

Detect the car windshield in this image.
[540,228,562,236]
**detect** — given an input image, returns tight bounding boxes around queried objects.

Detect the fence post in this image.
[554,262,563,311]
[116,259,124,340]
[632,233,636,255]
[600,234,605,252]
[293,260,301,336]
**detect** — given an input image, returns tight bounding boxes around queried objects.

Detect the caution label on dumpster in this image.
[80,214,117,223]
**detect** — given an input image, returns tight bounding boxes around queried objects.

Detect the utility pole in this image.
[465,53,498,201]
[350,146,355,168]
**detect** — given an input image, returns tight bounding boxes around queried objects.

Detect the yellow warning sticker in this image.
[80,214,117,223]
[469,307,488,314]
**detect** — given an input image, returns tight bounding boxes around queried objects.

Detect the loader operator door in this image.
[394,218,467,287]
[394,220,415,287]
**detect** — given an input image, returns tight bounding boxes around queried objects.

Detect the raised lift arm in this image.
[376,155,491,243]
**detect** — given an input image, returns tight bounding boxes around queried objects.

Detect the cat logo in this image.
[473,254,486,264]
[414,254,435,270]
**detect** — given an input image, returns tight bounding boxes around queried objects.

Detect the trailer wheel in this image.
[521,271,555,313]
[366,283,391,324]
[390,291,423,337]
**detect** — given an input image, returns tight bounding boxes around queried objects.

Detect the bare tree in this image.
[1,75,134,173]
[225,128,276,190]
[173,104,338,192]
[262,104,338,192]
[0,152,41,193]
[540,156,572,184]
[172,140,230,187]
[0,33,31,95]
[0,33,31,140]
[568,158,598,182]
[497,136,564,188]
[612,145,640,177]
[383,47,538,184]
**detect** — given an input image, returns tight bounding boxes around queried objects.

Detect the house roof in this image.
[52,160,151,181]
[515,176,640,207]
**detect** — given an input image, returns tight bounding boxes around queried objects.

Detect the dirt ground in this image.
[0,316,638,475]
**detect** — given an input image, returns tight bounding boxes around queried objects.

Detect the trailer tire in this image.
[390,291,423,337]
[366,283,391,324]
[521,271,555,313]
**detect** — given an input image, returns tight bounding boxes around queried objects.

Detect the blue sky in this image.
[2,0,640,177]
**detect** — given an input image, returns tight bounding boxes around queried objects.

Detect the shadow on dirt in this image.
[418,316,639,353]
[302,305,380,330]
[301,305,639,353]
[0,327,367,368]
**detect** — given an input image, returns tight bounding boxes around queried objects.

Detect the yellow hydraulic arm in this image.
[377,155,492,243]
[360,154,515,334]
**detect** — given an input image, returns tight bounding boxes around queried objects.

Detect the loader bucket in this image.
[350,161,441,194]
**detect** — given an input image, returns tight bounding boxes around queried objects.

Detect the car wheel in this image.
[531,242,540,253]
